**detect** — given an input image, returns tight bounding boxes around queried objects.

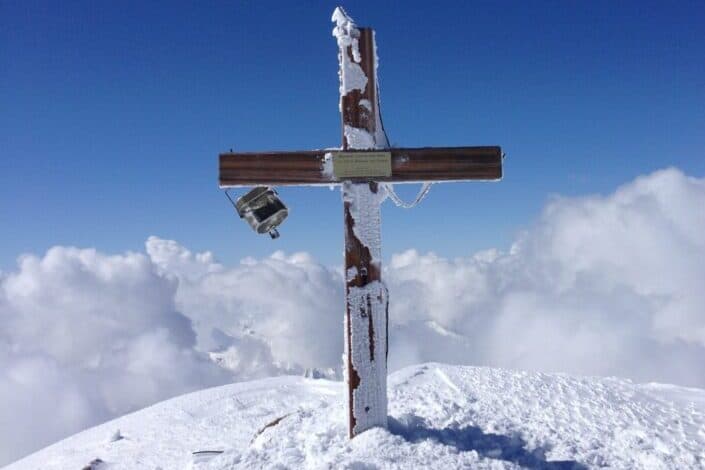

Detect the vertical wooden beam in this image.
[341,27,388,438]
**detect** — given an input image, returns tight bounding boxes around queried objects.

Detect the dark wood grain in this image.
[219,146,502,187]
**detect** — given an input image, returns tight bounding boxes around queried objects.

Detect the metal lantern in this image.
[231,186,288,239]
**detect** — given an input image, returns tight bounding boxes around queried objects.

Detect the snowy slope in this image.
[6,364,705,469]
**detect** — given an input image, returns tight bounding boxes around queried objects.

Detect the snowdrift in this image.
[6,364,705,469]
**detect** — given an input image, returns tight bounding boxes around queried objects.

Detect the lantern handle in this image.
[224,188,238,209]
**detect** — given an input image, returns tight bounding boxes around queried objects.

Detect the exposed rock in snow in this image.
[7,364,705,469]
[107,430,123,443]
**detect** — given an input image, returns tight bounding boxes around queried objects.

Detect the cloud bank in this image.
[386,168,705,383]
[0,248,230,465]
[1,167,704,464]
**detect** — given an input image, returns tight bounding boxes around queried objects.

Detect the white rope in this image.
[374,68,433,209]
[384,182,433,209]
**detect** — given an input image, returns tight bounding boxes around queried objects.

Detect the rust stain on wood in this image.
[367,293,375,361]
[344,199,369,439]
[347,362,360,437]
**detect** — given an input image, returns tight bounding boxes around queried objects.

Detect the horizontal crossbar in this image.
[219,146,502,187]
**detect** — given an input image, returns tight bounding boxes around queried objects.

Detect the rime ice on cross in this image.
[218,7,502,438]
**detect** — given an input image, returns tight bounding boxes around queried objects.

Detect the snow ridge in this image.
[8,364,705,469]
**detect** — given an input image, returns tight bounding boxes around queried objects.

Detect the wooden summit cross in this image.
[218,7,502,438]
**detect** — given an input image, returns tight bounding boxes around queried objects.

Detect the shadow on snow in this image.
[389,414,588,470]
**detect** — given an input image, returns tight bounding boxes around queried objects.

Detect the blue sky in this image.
[2,0,704,269]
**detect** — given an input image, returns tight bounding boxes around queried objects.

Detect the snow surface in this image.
[7,364,705,469]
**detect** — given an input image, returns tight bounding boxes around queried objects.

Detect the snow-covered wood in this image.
[215,5,501,441]
[333,6,389,437]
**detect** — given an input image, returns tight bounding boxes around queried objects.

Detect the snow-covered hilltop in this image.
[7,364,705,469]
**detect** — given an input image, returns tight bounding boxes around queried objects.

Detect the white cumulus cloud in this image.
[0,247,229,465]
[385,168,705,384]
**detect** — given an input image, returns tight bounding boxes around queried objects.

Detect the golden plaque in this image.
[332,151,392,179]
